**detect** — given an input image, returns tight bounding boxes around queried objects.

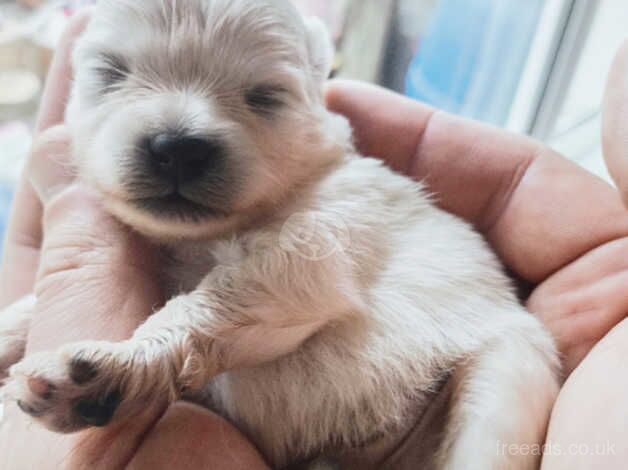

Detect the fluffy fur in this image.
[0,1,559,468]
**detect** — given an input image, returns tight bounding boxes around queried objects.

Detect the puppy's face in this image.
[67,0,346,239]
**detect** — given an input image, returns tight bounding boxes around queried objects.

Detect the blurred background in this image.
[0,0,624,257]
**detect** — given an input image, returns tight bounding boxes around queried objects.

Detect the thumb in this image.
[603,39,628,207]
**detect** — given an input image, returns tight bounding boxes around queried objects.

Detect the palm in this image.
[25,186,163,354]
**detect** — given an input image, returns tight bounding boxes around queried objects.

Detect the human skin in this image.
[534,38,628,470]
[3,9,628,470]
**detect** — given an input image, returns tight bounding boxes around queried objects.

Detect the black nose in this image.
[147,133,216,185]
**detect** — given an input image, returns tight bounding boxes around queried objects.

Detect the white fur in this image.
[0,1,559,468]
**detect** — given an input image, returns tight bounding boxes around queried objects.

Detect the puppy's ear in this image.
[304,17,334,85]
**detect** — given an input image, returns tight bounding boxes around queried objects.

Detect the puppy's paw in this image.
[4,341,156,432]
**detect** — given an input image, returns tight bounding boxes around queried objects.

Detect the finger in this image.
[0,401,168,470]
[0,178,42,308]
[12,403,270,470]
[0,126,73,305]
[603,38,628,206]
[528,237,628,374]
[325,79,436,174]
[326,80,628,283]
[127,403,270,470]
[325,80,547,228]
[0,11,90,307]
[35,8,92,133]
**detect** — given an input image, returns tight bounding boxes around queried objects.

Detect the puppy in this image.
[0,1,559,468]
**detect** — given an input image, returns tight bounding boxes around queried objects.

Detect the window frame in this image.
[506,0,599,137]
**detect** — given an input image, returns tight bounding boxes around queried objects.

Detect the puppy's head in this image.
[67,0,350,240]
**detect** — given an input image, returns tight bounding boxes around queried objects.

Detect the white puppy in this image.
[0,1,559,468]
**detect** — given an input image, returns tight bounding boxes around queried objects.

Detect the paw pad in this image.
[27,376,55,400]
[74,391,121,427]
[16,399,46,417]
[69,358,99,385]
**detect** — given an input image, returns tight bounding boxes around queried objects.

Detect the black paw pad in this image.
[69,358,99,385]
[16,399,46,417]
[74,391,121,427]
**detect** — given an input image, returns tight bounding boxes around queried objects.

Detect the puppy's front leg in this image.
[6,242,359,432]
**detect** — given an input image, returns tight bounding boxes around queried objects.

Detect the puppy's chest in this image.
[160,239,246,295]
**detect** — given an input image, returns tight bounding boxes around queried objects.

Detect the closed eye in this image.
[94,53,130,92]
[245,85,287,116]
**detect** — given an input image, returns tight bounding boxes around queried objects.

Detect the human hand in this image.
[531,39,628,470]
[0,11,268,470]
[326,71,628,469]
[326,79,628,376]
